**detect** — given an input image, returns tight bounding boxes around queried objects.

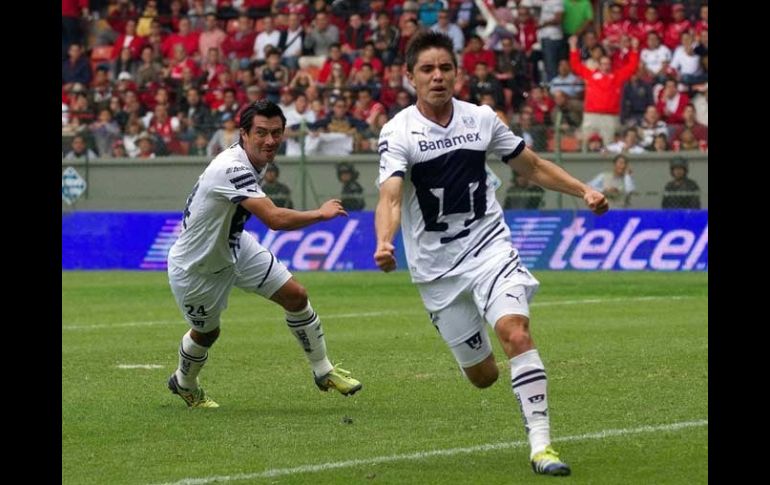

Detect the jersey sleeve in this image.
[486,106,526,164]
[377,124,409,187]
[211,163,266,203]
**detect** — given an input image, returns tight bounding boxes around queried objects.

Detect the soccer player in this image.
[374,32,608,476]
[167,100,362,408]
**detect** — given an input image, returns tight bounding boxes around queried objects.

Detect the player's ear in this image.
[406,70,416,88]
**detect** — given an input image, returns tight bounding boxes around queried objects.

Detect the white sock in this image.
[510,349,551,459]
[285,302,333,377]
[175,330,209,390]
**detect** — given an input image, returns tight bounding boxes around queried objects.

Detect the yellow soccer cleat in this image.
[167,374,219,409]
[531,445,571,476]
[314,364,362,396]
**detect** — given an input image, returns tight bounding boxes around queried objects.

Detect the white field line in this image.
[61,311,405,330]
[62,296,698,331]
[151,419,708,485]
[116,364,164,369]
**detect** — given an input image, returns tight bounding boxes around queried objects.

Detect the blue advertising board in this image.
[62,210,707,271]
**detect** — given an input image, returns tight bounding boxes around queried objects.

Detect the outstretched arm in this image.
[509,147,609,214]
[374,176,404,272]
[240,196,347,231]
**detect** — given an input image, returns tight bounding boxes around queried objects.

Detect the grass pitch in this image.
[62,271,707,484]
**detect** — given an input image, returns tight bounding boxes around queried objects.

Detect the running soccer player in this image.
[374,31,609,476]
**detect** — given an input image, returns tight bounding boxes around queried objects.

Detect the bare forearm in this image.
[528,159,591,198]
[375,196,401,245]
[509,149,590,198]
[267,207,323,230]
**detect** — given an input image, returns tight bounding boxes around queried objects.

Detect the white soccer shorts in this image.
[168,231,292,333]
[417,246,540,367]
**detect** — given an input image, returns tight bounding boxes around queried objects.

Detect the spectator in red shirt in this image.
[112,19,146,60]
[462,35,496,74]
[569,34,640,148]
[351,42,385,79]
[601,3,632,54]
[672,103,707,143]
[639,5,665,46]
[281,0,311,24]
[621,0,650,20]
[106,0,139,36]
[623,3,647,45]
[317,44,352,84]
[221,14,257,69]
[514,4,538,55]
[672,128,706,152]
[379,62,406,109]
[146,103,182,154]
[694,5,708,37]
[351,87,386,129]
[169,44,201,81]
[656,78,690,125]
[611,35,634,71]
[200,47,229,89]
[663,4,692,50]
[525,86,555,126]
[162,17,201,60]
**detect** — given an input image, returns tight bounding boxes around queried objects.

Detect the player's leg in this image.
[478,262,570,476]
[429,294,499,388]
[233,233,361,396]
[167,263,233,408]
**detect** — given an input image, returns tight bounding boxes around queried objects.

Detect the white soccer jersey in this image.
[168,143,266,273]
[378,98,525,283]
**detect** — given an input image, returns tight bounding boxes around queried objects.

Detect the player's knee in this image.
[497,316,531,348]
[283,284,308,312]
[191,327,220,347]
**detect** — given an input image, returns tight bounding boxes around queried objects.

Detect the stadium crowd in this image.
[62,0,708,160]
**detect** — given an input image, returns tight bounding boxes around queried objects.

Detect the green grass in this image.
[62,271,707,485]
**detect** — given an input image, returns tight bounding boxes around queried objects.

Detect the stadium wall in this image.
[61,152,708,211]
[62,210,707,271]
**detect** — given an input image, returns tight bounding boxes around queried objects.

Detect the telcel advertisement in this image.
[63,211,707,271]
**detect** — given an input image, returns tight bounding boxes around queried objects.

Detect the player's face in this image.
[409,47,456,109]
[241,115,284,169]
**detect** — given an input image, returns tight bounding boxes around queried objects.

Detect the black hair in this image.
[670,156,688,174]
[239,100,287,140]
[405,31,457,73]
[337,162,359,181]
[623,127,638,137]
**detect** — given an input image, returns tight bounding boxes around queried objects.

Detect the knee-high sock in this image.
[510,349,551,458]
[286,302,333,376]
[175,330,209,390]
